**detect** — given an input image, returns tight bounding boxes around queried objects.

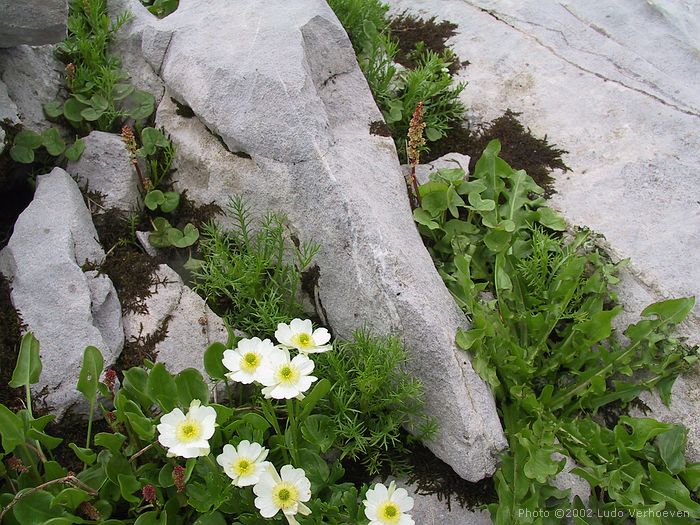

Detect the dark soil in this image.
[343,439,496,510]
[389,13,465,74]
[370,120,392,137]
[176,191,222,229]
[425,110,569,197]
[115,314,171,372]
[0,273,24,410]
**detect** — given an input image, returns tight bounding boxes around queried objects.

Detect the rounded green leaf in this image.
[203,342,228,381]
[125,90,156,121]
[14,129,43,149]
[63,97,88,122]
[175,368,209,406]
[90,94,109,112]
[112,83,135,101]
[9,144,34,164]
[43,101,64,119]
[425,127,442,141]
[42,128,66,156]
[80,107,103,122]
[64,138,86,161]
[160,191,180,213]
[144,189,165,210]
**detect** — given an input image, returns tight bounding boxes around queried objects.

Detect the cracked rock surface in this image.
[116,0,507,480]
[386,0,700,337]
[0,168,123,415]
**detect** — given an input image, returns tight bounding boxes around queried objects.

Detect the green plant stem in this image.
[286,399,299,465]
[85,397,96,450]
[262,398,289,464]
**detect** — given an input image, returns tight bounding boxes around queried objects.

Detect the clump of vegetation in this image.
[389,13,461,73]
[414,140,700,523]
[328,0,465,161]
[315,330,436,476]
[193,196,318,338]
[48,0,155,133]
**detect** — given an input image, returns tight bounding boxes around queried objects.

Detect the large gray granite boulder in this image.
[67,131,142,213]
[0,0,67,48]
[0,45,64,133]
[0,168,123,415]
[122,264,228,378]
[139,0,508,480]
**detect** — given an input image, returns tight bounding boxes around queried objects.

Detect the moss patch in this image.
[425,110,569,197]
[115,314,171,373]
[389,13,464,74]
[370,120,392,137]
[0,273,23,410]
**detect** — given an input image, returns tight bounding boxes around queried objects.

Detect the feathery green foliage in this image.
[193,196,318,338]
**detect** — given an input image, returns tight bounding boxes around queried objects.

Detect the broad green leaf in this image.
[617,417,675,451]
[9,144,34,163]
[41,128,66,156]
[656,425,688,475]
[147,362,178,412]
[168,223,199,248]
[484,229,512,252]
[112,83,135,101]
[425,127,441,141]
[134,510,167,525]
[12,490,62,525]
[126,90,156,121]
[77,346,104,403]
[80,107,103,122]
[69,443,96,465]
[90,94,109,112]
[160,191,180,213]
[300,378,331,419]
[63,97,87,122]
[0,404,25,453]
[94,432,126,454]
[645,464,700,516]
[118,473,142,503]
[144,189,165,210]
[14,129,43,149]
[536,207,567,231]
[467,191,495,211]
[680,463,700,491]
[192,512,227,525]
[300,414,336,453]
[175,368,209,406]
[413,208,440,230]
[52,487,89,511]
[9,332,42,388]
[64,138,86,161]
[203,342,228,381]
[44,101,64,118]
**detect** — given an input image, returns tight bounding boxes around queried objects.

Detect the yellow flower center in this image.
[272,482,299,510]
[291,332,313,348]
[378,502,401,524]
[233,458,252,476]
[241,352,260,373]
[176,420,202,442]
[277,364,299,384]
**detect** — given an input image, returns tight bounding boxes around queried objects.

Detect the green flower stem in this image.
[286,399,299,465]
[85,396,95,449]
[262,398,289,464]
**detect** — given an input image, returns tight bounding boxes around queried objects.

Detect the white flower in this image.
[253,464,312,525]
[216,440,271,487]
[157,400,217,458]
[275,318,332,354]
[222,337,279,384]
[258,348,317,399]
[363,481,414,525]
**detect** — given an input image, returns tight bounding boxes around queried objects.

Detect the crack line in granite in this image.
[461,1,700,119]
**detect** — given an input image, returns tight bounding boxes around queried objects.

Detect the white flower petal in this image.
[312,327,331,345]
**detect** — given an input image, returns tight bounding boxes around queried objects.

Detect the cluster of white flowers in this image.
[155,319,415,524]
[222,318,332,400]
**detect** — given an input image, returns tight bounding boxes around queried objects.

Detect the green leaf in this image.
[134,510,167,525]
[68,443,96,465]
[9,332,42,388]
[680,463,700,491]
[144,189,165,210]
[484,229,512,252]
[167,223,199,248]
[43,101,64,119]
[646,464,700,516]
[300,378,331,419]
[536,207,567,231]
[147,362,179,412]
[126,90,156,121]
[175,368,209,406]
[112,83,135,101]
[63,97,88,122]
[42,128,66,156]
[192,512,227,525]
[425,127,442,141]
[203,342,228,381]
[80,107,103,122]
[77,346,104,404]
[118,473,142,503]
[9,145,34,163]
[0,404,26,453]
[52,487,89,511]
[14,130,43,149]
[657,425,688,475]
[301,414,336,453]
[64,138,86,161]
[618,417,675,451]
[160,191,180,213]
[90,94,109,112]
[94,432,126,454]
[13,490,62,525]
[413,208,440,230]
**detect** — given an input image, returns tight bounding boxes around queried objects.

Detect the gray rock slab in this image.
[0,168,123,415]
[0,45,64,132]
[149,0,506,480]
[386,0,700,336]
[0,0,67,47]
[122,264,228,378]
[67,130,142,213]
